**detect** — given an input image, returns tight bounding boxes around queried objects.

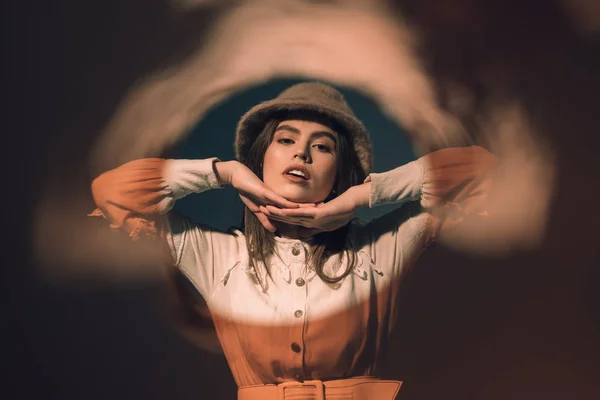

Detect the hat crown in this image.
[277,82,349,109]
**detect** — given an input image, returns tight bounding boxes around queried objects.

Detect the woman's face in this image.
[263,119,338,203]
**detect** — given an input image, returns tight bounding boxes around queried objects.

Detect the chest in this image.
[207,248,391,326]
[206,245,397,383]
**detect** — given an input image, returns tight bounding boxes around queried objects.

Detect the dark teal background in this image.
[171,78,416,230]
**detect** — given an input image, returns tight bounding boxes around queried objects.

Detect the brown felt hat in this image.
[235,82,372,176]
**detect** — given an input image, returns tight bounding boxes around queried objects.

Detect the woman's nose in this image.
[294,147,311,162]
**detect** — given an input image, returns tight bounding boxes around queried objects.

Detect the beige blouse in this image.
[90,146,493,388]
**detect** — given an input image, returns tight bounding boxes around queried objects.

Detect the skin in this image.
[214,119,372,239]
[263,120,338,204]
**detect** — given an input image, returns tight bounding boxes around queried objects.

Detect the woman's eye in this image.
[277,138,294,145]
[314,144,331,152]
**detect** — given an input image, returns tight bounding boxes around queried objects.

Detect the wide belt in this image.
[238,377,402,400]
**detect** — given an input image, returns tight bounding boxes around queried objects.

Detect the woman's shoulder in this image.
[167,211,247,248]
[166,211,249,270]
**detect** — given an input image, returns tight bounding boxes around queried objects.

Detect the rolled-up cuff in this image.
[163,157,223,200]
[365,158,424,208]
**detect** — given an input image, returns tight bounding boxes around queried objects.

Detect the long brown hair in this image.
[241,111,366,285]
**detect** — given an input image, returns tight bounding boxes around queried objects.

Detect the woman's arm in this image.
[90,157,302,237]
[367,146,494,209]
[90,157,302,300]
[262,146,494,240]
[90,158,224,239]
[260,146,494,280]
[367,145,495,240]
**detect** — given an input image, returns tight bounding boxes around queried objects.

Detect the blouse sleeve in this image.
[361,146,495,279]
[89,157,222,239]
[89,157,239,299]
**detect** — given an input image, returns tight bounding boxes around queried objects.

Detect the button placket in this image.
[290,342,302,353]
[291,268,307,322]
[289,242,307,362]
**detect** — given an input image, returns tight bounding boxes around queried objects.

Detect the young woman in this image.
[90,82,494,399]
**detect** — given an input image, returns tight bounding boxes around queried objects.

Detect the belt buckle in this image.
[278,380,324,400]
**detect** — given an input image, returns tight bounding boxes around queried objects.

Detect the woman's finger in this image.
[298,202,318,208]
[261,206,311,225]
[239,194,260,212]
[261,206,312,225]
[242,195,292,230]
[261,188,300,209]
[264,205,314,219]
[278,207,320,219]
[265,213,309,227]
[255,212,277,232]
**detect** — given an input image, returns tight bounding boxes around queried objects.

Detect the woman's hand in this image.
[214,161,305,232]
[261,183,370,237]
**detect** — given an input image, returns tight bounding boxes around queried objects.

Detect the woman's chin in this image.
[278,189,324,204]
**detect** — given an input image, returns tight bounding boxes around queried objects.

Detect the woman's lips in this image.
[284,173,309,184]
[283,165,311,180]
[282,165,311,185]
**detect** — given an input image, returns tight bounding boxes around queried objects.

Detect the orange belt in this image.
[237,377,402,400]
